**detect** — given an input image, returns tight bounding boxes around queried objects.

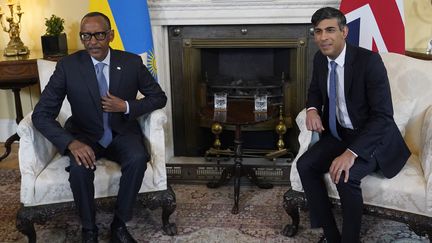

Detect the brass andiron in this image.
[204,121,228,162]
[211,122,223,151]
[275,105,287,150]
[265,105,289,160]
[0,1,29,56]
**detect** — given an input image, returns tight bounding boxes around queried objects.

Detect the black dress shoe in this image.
[110,225,137,243]
[317,234,328,243]
[82,229,98,243]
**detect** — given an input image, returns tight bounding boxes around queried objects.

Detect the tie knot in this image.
[96,62,106,74]
[330,61,337,70]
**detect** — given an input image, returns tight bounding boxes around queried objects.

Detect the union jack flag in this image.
[340,0,405,54]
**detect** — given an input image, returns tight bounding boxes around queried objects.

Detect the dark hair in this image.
[311,7,346,30]
[81,12,111,30]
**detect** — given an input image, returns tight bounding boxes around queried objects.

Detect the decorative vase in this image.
[41,32,68,57]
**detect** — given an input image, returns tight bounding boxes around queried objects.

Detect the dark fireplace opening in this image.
[201,48,290,106]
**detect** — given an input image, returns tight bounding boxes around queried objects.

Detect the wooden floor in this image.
[0,143,19,169]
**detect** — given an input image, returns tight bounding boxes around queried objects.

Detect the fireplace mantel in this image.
[146,0,338,162]
[149,0,339,25]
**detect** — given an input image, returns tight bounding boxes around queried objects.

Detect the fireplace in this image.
[146,0,335,183]
[168,24,317,156]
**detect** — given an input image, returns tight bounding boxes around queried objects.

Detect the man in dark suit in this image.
[32,12,167,243]
[296,7,411,243]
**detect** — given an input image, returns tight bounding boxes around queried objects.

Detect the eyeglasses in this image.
[79,30,111,41]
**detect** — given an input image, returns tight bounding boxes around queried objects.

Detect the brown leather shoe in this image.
[110,225,137,243]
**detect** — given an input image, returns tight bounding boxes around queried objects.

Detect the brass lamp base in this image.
[4,44,29,56]
[3,40,30,57]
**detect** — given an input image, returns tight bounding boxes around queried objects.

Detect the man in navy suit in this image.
[32,12,167,243]
[296,7,410,243]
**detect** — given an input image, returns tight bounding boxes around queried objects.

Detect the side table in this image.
[200,100,278,214]
[0,51,41,161]
[405,48,432,61]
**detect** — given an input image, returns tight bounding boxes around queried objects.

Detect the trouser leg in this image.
[296,135,346,242]
[336,158,377,243]
[105,133,149,225]
[67,153,97,230]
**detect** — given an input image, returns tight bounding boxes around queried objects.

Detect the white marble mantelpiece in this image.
[148,0,338,25]
[146,0,338,162]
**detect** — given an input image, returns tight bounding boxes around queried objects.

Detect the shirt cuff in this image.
[124,101,130,114]
[347,148,358,158]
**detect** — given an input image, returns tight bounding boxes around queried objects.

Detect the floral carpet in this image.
[0,168,429,243]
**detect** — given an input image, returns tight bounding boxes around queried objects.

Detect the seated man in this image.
[296,7,410,243]
[32,12,167,243]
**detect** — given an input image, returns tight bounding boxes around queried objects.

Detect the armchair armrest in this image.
[138,109,168,189]
[17,112,58,204]
[290,109,320,192]
[420,105,432,211]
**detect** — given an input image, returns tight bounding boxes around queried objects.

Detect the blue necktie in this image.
[329,61,341,140]
[95,62,112,147]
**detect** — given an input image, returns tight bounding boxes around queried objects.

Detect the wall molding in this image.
[148,0,339,25]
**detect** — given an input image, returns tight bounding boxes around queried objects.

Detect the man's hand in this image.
[329,149,357,184]
[101,92,126,113]
[306,109,325,133]
[68,140,96,169]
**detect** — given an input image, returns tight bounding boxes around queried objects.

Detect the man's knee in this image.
[296,156,312,176]
[68,163,95,185]
[122,152,148,173]
[336,176,361,194]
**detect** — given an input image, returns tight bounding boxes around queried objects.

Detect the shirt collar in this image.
[327,43,346,68]
[91,49,111,67]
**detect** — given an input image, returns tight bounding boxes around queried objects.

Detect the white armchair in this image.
[15,59,177,242]
[282,53,432,240]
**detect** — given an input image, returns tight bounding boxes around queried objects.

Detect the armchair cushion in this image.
[393,97,417,137]
[18,109,168,206]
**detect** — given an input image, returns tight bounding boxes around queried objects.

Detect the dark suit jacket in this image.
[306,43,410,178]
[32,49,167,155]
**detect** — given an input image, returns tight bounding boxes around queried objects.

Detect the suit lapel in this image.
[79,52,103,115]
[109,49,123,95]
[318,54,328,100]
[344,44,356,97]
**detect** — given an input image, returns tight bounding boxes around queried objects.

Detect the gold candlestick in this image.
[0,2,29,56]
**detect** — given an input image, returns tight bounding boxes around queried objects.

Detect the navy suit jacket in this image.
[32,49,167,155]
[306,43,410,178]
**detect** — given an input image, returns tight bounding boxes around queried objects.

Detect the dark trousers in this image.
[296,130,377,243]
[66,133,149,230]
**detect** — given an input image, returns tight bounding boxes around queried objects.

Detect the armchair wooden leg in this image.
[161,185,177,236]
[16,202,76,242]
[282,188,305,237]
[16,206,36,243]
[138,185,177,236]
[408,222,432,243]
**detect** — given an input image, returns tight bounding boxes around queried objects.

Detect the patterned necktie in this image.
[95,62,112,147]
[329,61,341,140]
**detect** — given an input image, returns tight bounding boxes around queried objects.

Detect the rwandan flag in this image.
[89,0,157,79]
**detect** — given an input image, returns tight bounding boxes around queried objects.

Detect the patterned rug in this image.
[0,168,429,243]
